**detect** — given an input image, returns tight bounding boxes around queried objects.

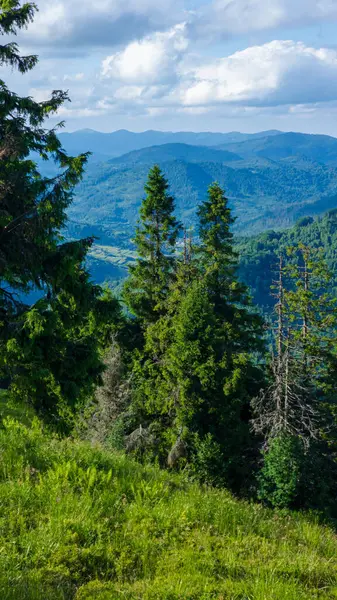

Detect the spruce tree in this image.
[198,182,236,310]
[129,182,265,490]
[253,245,337,444]
[123,165,181,324]
[0,1,120,428]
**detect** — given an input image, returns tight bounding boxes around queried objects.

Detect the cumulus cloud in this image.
[101,24,188,84]
[190,0,337,39]
[98,39,337,115]
[5,0,337,132]
[181,41,337,107]
[15,34,337,126]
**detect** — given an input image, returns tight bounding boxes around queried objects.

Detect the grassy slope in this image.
[1,415,337,599]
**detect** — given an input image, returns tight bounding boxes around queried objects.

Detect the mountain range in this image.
[53,127,337,306]
[63,129,337,249]
[59,128,282,161]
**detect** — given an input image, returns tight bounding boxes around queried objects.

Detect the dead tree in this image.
[251,254,321,448]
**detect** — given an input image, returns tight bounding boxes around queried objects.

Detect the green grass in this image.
[0,390,35,426]
[1,417,337,599]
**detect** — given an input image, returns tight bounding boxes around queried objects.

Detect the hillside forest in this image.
[3,2,337,599]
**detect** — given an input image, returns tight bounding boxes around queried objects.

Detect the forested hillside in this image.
[67,138,337,246]
[238,210,337,308]
[217,132,337,165]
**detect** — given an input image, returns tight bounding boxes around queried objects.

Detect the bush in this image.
[257,435,304,509]
[257,435,337,512]
[189,433,226,486]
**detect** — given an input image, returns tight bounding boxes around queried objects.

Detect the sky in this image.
[4,0,337,134]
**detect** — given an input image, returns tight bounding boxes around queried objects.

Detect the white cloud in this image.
[28,87,54,102]
[181,41,337,107]
[5,0,337,134]
[101,24,188,84]
[19,35,337,126]
[192,0,337,38]
[20,0,184,50]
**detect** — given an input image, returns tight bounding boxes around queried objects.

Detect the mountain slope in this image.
[2,415,337,600]
[217,132,337,165]
[109,143,242,165]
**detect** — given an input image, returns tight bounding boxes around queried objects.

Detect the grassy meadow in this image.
[1,409,337,600]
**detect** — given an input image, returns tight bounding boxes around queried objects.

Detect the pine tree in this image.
[0,1,88,322]
[129,183,265,490]
[0,1,121,427]
[198,183,263,348]
[123,165,181,324]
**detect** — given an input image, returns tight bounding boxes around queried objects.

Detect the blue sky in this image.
[5,0,337,134]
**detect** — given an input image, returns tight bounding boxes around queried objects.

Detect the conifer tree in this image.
[123,165,181,324]
[0,1,89,313]
[0,1,120,428]
[253,245,337,445]
[129,183,265,490]
[198,182,236,309]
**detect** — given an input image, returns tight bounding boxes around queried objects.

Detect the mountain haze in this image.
[59,128,282,160]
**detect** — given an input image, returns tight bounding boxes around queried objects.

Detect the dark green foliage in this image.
[237,210,337,310]
[123,165,181,323]
[198,182,236,310]
[0,1,122,429]
[126,180,265,491]
[258,436,337,513]
[258,435,304,509]
[255,245,337,512]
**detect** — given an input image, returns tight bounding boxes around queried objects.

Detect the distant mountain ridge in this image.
[109,143,242,165]
[218,132,337,166]
[59,128,282,160]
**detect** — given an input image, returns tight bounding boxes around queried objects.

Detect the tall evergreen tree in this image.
[197,182,264,362]
[253,245,337,444]
[123,165,181,324]
[129,182,265,491]
[0,2,88,313]
[198,182,236,310]
[0,1,121,428]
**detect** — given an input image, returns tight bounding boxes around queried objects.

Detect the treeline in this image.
[2,1,337,517]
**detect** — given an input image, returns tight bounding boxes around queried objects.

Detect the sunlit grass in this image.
[1,416,337,599]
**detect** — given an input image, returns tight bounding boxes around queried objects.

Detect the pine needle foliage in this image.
[0,1,121,429]
[123,165,182,324]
